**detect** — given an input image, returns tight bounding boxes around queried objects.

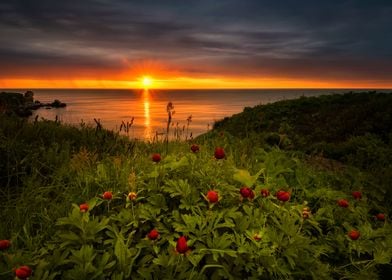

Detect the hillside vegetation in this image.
[0,92,391,279]
[213,91,391,159]
[211,91,392,205]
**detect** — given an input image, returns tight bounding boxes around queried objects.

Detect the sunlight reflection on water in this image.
[143,89,152,139]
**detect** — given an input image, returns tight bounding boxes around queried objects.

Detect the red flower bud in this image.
[152,153,161,162]
[147,229,159,240]
[352,191,362,200]
[240,187,255,200]
[214,147,225,159]
[302,207,311,219]
[260,189,270,197]
[79,203,89,212]
[0,239,11,250]
[15,265,32,279]
[103,191,113,200]
[348,230,360,240]
[375,213,385,221]
[337,199,349,208]
[240,187,252,198]
[128,192,137,201]
[207,190,219,203]
[176,236,189,254]
[276,190,290,202]
[253,233,262,241]
[191,144,199,153]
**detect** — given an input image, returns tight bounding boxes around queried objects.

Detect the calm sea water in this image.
[22,89,368,139]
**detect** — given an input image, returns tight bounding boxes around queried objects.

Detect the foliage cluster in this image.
[213,91,392,157]
[211,91,392,205]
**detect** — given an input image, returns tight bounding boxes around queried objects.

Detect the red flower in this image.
[348,230,360,240]
[152,153,161,162]
[15,266,32,279]
[128,192,137,201]
[240,187,252,198]
[260,189,270,197]
[276,190,290,202]
[375,213,385,221]
[337,199,349,208]
[352,191,362,200]
[176,236,189,254]
[207,190,219,203]
[79,203,89,213]
[147,229,159,240]
[103,191,113,200]
[240,187,255,200]
[214,147,225,159]
[0,239,11,250]
[191,144,200,153]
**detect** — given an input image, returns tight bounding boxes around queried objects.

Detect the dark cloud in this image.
[0,0,391,84]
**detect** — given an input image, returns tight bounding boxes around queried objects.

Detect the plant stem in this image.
[131,201,135,221]
[173,254,181,277]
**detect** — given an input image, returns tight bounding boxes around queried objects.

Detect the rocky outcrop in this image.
[0,91,66,117]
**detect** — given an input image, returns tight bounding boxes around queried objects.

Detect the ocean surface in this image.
[21,89,371,139]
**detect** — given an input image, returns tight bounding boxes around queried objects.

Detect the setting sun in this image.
[141,76,153,88]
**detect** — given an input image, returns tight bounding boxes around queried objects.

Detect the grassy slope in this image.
[213,91,392,152]
[0,92,392,278]
[210,91,392,203]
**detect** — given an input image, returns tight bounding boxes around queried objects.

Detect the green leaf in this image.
[70,245,97,266]
[86,197,100,211]
[163,155,189,171]
[374,248,392,264]
[58,232,82,243]
[233,166,264,187]
[188,254,204,267]
[114,232,131,274]
[148,169,159,178]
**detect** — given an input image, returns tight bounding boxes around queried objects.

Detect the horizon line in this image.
[2,87,392,91]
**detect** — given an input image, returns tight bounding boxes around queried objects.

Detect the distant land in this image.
[0,91,66,117]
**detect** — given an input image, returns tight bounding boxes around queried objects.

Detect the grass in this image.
[0,92,391,279]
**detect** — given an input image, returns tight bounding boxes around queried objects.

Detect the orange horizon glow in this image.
[0,77,392,89]
[2,59,391,89]
[1,76,391,90]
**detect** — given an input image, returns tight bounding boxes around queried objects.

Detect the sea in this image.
[13,88,381,140]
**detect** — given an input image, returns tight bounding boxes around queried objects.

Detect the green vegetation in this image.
[213,91,392,160]
[0,92,391,279]
[212,91,392,205]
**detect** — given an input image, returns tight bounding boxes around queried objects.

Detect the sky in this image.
[0,0,391,89]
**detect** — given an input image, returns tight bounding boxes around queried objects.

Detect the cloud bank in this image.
[0,0,391,86]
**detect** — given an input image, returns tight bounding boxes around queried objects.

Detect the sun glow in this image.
[141,76,153,88]
[2,76,392,89]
